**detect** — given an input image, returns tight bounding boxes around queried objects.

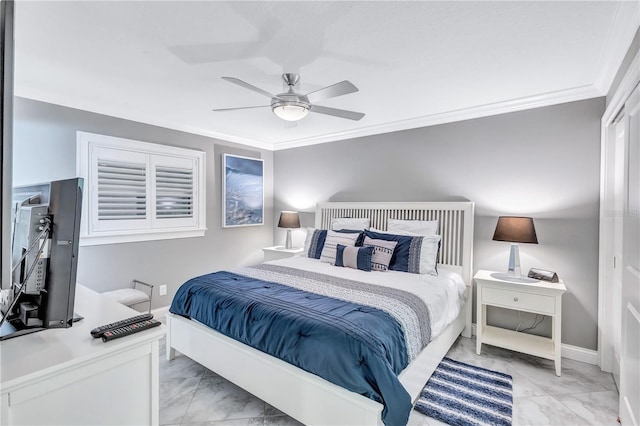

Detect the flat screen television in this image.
[1,0,17,307]
[0,177,83,340]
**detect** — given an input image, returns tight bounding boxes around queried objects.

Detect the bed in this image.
[166,201,474,425]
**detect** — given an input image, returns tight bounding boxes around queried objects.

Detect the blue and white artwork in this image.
[223,154,264,227]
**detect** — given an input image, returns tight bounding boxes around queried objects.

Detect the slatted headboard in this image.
[315,201,475,286]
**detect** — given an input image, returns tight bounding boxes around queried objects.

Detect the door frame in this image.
[598,48,640,372]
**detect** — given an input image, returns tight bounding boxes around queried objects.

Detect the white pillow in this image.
[415,234,441,275]
[387,219,438,236]
[372,227,431,237]
[320,230,360,264]
[331,217,370,231]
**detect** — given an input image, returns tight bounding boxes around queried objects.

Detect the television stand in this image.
[0,285,164,425]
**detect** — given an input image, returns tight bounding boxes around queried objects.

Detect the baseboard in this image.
[151,305,170,322]
[471,323,598,365]
[561,343,599,365]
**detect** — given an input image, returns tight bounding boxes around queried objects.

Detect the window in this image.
[77,132,206,245]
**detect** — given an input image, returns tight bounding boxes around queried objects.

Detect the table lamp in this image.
[492,216,538,279]
[278,211,300,249]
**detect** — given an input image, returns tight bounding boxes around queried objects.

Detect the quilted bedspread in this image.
[169,266,431,425]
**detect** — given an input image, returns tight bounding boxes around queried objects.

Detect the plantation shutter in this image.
[78,131,206,245]
[97,160,147,220]
[151,155,198,228]
[90,147,150,233]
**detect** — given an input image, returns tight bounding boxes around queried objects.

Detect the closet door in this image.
[620,83,640,426]
[612,115,626,389]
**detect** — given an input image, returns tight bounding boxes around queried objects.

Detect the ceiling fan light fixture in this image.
[272,101,310,122]
[216,73,364,122]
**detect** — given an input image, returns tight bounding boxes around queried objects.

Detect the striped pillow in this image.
[320,230,360,264]
[302,228,327,259]
[335,244,375,271]
[364,229,441,275]
[363,236,398,272]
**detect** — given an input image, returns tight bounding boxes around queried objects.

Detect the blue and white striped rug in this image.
[414,357,513,426]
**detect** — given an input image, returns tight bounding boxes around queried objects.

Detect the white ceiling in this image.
[14,1,640,151]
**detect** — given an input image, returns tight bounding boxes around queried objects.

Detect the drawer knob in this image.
[514,297,519,302]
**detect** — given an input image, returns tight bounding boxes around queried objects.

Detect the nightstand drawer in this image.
[482,287,555,314]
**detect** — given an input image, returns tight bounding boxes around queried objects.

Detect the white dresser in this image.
[0,285,165,425]
[474,270,566,376]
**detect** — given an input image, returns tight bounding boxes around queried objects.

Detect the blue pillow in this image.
[335,244,375,271]
[305,229,327,259]
[363,229,437,274]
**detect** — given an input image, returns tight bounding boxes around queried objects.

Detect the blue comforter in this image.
[169,270,413,426]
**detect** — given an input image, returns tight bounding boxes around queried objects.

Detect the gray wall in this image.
[274,98,605,350]
[13,97,274,309]
[12,95,605,349]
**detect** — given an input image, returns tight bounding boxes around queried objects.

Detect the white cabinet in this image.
[262,246,304,262]
[0,285,165,425]
[474,270,566,376]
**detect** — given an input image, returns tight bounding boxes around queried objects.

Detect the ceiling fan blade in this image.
[305,80,359,103]
[309,105,365,121]
[222,77,281,100]
[212,105,270,112]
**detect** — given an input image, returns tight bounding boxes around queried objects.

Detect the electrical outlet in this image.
[159,285,167,296]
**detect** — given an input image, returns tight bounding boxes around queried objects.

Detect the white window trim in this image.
[77,131,207,246]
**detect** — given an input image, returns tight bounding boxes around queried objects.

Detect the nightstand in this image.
[474,270,567,376]
[262,246,304,262]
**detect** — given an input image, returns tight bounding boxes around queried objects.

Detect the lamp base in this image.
[285,229,293,250]
[507,243,521,278]
[492,243,538,283]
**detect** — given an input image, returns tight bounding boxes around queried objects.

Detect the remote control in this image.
[90,313,154,338]
[101,319,161,342]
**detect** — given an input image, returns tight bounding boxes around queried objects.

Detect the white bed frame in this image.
[166,201,474,425]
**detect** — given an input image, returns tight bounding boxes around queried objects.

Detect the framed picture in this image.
[222,154,264,227]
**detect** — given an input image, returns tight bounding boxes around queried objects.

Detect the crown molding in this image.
[14,89,275,151]
[271,84,602,151]
[603,47,640,126]
[17,84,602,153]
[592,0,640,94]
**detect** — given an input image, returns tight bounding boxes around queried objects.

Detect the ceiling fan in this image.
[213,73,365,122]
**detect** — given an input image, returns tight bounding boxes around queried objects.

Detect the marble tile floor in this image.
[159,336,619,426]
